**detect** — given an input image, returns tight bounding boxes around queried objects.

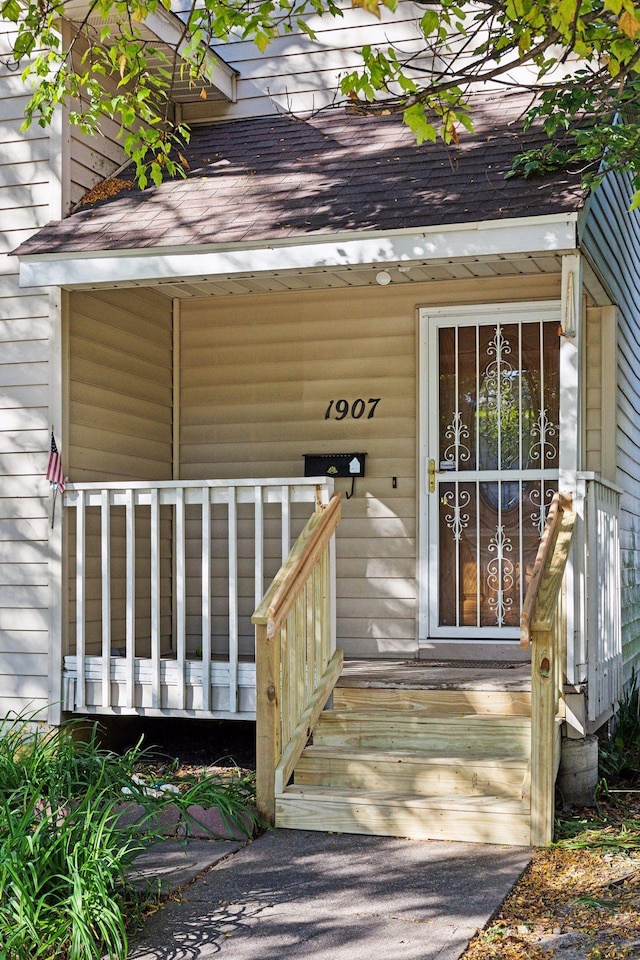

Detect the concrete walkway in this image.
[127,830,532,960]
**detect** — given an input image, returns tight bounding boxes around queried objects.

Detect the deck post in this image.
[523,495,575,845]
[150,487,161,709]
[75,489,86,711]
[255,620,280,825]
[125,488,136,708]
[100,489,112,709]
[530,626,555,846]
[201,487,212,712]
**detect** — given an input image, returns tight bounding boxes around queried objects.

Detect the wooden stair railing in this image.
[253,493,343,825]
[521,491,576,845]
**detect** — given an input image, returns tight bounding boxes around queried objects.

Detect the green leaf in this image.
[420,11,439,37]
[1,0,21,22]
[403,103,437,144]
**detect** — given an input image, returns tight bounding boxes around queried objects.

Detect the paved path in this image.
[127,830,531,960]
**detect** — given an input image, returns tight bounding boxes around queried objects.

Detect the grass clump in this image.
[0,713,258,960]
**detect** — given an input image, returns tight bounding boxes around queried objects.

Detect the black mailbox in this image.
[304,453,366,478]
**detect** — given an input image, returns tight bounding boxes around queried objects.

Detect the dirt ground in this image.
[462,793,640,960]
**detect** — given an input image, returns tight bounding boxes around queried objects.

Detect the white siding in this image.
[173,1,429,123]
[584,306,603,474]
[582,171,640,683]
[179,273,561,658]
[0,23,57,715]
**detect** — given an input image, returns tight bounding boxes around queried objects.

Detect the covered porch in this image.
[14,103,625,843]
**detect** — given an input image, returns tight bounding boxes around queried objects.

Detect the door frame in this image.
[417,299,565,645]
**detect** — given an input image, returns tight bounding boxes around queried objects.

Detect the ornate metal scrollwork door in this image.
[426,306,560,638]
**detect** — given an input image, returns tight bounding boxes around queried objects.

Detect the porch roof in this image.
[15,93,588,265]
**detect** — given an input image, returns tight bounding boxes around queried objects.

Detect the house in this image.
[1,1,636,845]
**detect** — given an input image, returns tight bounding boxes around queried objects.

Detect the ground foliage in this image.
[4,2,640,202]
[0,713,258,960]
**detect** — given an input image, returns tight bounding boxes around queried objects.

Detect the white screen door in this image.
[423,303,561,640]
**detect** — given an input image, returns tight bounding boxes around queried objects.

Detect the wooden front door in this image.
[422,303,561,640]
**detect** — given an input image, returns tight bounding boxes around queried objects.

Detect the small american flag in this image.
[46,431,65,493]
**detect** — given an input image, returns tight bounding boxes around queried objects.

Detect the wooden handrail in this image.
[253,493,341,639]
[520,492,573,648]
[253,493,342,824]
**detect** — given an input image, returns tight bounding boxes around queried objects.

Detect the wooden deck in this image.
[339,658,532,691]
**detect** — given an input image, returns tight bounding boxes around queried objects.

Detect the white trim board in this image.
[17,215,579,289]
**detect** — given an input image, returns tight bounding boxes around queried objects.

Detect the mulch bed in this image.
[462,792,640,960]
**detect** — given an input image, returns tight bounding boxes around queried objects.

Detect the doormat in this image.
[405,660,527,670]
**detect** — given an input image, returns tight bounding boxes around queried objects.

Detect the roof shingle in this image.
[14,93,589,258]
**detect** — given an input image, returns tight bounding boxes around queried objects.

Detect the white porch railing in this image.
[583,474,623,723]
[62,477,333,718]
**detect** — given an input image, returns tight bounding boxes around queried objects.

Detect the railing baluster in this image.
[125,488,136,709]
[281,484,290,563]
[76,489,86,711]
[175,487,186,711]
[150,487,161,710]
[254,485,264,609]
[228,486,238,713]
[201,487,212,712]
[100,489,111,710]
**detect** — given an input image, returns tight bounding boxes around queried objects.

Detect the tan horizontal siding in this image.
[68,288,174,659]
[179,275,560,656]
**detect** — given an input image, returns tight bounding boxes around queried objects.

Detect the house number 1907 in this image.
[324,398,381,420]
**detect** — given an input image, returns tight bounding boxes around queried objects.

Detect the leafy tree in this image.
[4,1,640,203]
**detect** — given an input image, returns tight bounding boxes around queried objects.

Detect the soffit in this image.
[64,253,564,298]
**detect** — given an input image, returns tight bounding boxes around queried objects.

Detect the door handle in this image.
[428,459,436,493]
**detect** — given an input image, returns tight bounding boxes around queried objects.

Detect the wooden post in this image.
[530,627,555,845]
[255,621,281,825]
[150,487,161,710]
[527,504,575,845]
[75,489,86,712]
[100,488,112,710]
[125,487,135,709]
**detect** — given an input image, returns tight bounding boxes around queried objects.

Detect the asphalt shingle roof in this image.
[15,94,589,258]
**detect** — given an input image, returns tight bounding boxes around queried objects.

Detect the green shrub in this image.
[598,670,640,783]
[0,713,258,960]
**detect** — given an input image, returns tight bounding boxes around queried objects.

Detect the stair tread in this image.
[320,709,530,724]
[280,783,529,813]
[302,745,528,766]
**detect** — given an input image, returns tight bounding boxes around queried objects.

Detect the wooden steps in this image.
[275,683,534,846]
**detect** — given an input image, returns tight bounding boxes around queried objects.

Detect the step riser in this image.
[275,796,531,846]
[295,756,527,799]
[334,688,532,717]
[314,716,531,758]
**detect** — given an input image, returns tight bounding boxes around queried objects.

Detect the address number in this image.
[324,398,381,420]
